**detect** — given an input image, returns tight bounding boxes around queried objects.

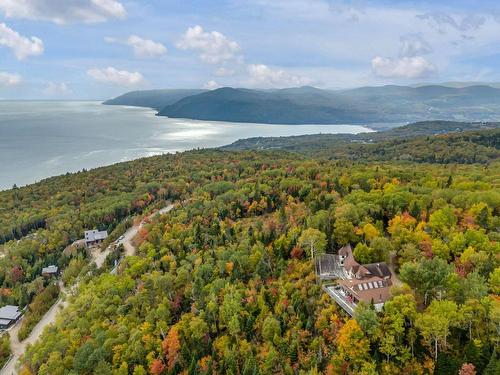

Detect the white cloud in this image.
[399,33,433,57]
[203,80,220,90]
[214,67,235,76]
[43,82,72,96]
[0,71,21,86]
[127,35,167,58]
[0,23,43,59]
[371,56,436,79]
[369,32,436,80]
[104,36,117,43]
[176,25,241,64]
[87,67,145,86]
[247,64,311,88]
[106,35,167,58]
[0,0,126,24]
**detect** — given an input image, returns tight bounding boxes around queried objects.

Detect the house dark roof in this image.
[316,254,339,276]
[324,244,395,314]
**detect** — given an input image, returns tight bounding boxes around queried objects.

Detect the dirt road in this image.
[118,203,174,257]
[1,281,67,375]
[1,204,174,375]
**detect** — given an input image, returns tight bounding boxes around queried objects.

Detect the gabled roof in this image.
[339,244,353,257]
[354,265,371,279]
[338,244,392,280]
[363,262,392,279]
[337,276,392,304]
[339,245,369,276]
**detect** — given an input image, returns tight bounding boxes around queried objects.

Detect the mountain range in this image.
[104,84,500,127]
[103,89,206,111]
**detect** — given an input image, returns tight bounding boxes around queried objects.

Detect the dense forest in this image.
[0,142,496,374]
[225,122,500,164]
[0,154,180,309]
[0,332,9,368]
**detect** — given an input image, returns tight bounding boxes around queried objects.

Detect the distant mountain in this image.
[103,89,207,110]
[414,82,500,89]
[158,87,376,124]
[106,85,500,125]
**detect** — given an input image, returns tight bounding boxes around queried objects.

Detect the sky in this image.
[1,0,500,99]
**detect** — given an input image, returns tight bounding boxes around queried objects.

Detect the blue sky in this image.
[1,0,500,99]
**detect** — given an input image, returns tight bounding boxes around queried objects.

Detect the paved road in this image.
[1,204,174,375]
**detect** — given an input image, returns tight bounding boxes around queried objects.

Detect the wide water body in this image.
[0,101,373,190]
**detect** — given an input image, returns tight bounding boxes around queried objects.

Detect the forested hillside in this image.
[0,156,183,309]
[103,89,207,111]
[107,85,500,125]
[0,147,496,375]
[225,122,500,164]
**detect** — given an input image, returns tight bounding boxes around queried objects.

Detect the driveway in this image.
[1,204,175,375]
[117,203,174,257]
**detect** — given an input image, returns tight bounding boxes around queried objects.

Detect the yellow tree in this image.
[332,319,372,373]
[415,300,463,361]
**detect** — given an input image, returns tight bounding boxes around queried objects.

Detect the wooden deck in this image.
[322,285,356,316]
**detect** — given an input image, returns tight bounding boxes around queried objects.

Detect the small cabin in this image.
[41,265,59,277]
[84,229,108,247]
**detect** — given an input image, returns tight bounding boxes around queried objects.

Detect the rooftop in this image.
[42,265,58,274]
[84,229,108,242]
[319,244,394,314]
[363,262,392,279]
[338,244,352,257]
[0,318,11,326]
[337,276,392,305]
[316,254,342,278]
[0,305,21,321]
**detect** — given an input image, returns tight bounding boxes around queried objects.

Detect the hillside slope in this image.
[158,87,375,124]
[8,149,499,375]
[107,85,500,124]
[104,89,207,110]
[224,121,500,163]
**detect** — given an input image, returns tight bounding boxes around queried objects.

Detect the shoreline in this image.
[0,101,377,191]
